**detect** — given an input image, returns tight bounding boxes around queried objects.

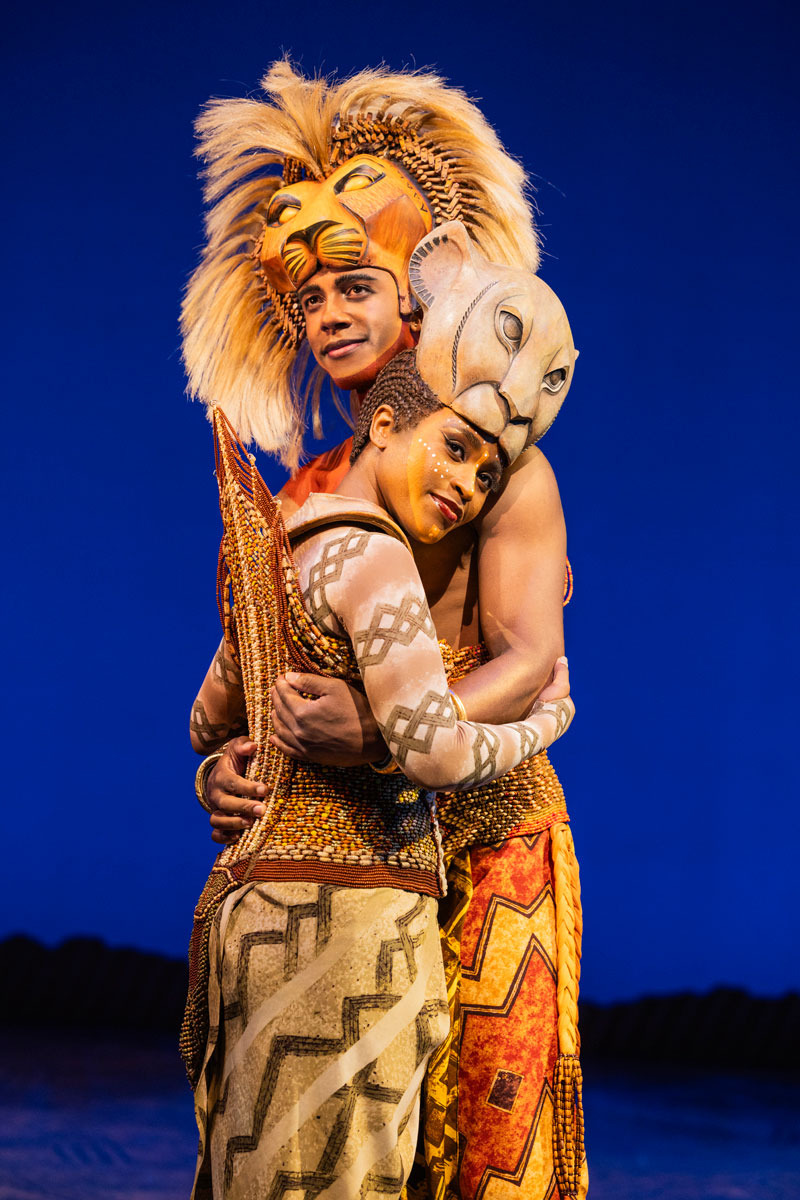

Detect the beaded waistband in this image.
[437,640,569,857]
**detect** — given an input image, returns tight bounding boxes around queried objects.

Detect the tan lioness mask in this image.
[409,221,576,463]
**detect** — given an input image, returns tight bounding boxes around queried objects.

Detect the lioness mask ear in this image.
[408,221,482,309]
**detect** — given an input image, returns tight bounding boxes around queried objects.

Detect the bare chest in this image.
[412,526,480,647]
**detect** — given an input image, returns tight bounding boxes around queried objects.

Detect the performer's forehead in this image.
[296,268,398,301]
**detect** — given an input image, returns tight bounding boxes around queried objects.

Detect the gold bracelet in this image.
[448,688,468,722]
[195,749,226,814]
[369,748,401,775]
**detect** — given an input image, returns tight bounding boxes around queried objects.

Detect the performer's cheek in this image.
[405,435,443,543]
[365,320,415,379]
[334,320,413,392]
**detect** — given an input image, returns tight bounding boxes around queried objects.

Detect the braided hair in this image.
[350,350,442,463]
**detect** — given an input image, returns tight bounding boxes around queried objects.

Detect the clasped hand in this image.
[204,674,382,844]
[203,659,570,844]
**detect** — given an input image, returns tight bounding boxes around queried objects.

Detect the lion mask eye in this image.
[498,309,523,351]
[267,196,302,227]
[334,163,385,194]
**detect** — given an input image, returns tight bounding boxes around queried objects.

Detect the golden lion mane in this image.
[181,60,539,467]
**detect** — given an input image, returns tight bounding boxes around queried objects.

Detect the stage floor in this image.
[1,1029,798,1199]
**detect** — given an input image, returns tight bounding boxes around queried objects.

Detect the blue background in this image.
[3,0,797,1003]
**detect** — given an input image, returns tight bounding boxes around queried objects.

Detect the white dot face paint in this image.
[376,409,503,544]
[406,429,443,540]
[381,410,503,544]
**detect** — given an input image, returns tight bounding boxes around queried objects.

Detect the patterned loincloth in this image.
[192,882,450,1200]
[410,832,587,1200]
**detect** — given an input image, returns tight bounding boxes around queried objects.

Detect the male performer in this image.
[185,62,586,1199]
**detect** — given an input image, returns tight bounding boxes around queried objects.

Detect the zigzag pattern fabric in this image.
[192,882,449,1200]
[408,834,588,1200]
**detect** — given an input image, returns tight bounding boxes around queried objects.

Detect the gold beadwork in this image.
[210,408,437,878]
[552,1052,585,1198]
[436,642,569,860]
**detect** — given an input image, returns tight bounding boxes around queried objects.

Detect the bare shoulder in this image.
[502,445,561,501]
[478,446,564,536]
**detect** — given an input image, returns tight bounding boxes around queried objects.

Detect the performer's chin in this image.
[334,325,416,393]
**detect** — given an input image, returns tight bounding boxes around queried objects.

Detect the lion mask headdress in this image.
[182,61,539,467]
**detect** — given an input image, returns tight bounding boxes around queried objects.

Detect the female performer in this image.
[187,347,573,1200]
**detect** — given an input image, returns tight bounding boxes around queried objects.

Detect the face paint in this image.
[406,432,443,542]
[377,409,503,544]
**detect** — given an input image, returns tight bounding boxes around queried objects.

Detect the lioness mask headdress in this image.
[182,61,539,467]
[410,222,576,463]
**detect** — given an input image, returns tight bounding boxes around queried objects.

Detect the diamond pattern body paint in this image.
[291,523,574,793]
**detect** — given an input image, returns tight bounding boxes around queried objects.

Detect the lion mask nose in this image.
[281,222,367,286]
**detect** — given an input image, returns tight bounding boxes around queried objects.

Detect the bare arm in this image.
[453,445,566,722]
[308,528,573,791]
[189,639,248,753]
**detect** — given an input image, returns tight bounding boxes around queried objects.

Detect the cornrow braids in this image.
[350,350,442,462]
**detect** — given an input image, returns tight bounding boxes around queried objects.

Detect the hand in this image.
[205,736,267,845]
[270,673,385,767]
[537,655,570,702]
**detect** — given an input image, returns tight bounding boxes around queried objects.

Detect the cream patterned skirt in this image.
[191,881,449,1200]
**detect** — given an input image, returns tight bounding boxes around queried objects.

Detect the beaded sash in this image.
[210,411,440,888]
